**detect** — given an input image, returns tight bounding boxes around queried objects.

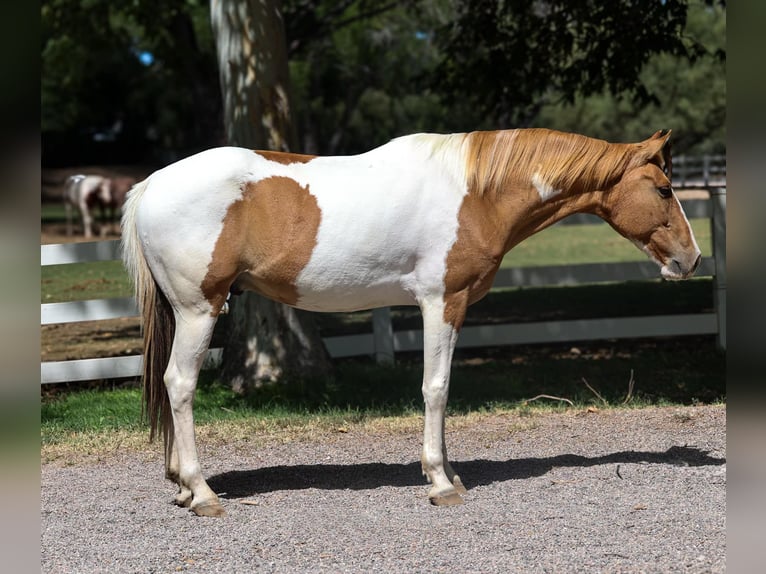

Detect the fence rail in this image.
[673,154,726,188]
[41,189,726,384]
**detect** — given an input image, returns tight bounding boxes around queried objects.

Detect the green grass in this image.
[40,219,713,304]
[42,260,133,303]
[41,336,725,445]
[500,218,711,267]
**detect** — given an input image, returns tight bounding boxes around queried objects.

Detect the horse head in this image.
[98,177,113,206]
[602,130,701,280]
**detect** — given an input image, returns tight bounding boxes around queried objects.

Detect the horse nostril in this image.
[692,253,701,272]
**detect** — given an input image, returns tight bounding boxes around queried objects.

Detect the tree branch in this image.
[522,394,574,407]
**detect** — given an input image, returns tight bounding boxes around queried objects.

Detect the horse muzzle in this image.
[661,251,701,281]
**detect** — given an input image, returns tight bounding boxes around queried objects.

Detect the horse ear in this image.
[648,129,672,141]
[636,130,672,173]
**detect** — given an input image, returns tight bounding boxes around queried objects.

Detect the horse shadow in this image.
[208,445,725,499]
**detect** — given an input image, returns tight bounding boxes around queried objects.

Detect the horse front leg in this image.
[420,293,468,505]
[79,201,93,238]
[164,311,224,517]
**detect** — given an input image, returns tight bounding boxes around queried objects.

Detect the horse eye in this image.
[657,186,673,199]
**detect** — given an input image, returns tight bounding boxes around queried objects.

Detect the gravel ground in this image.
[41,405,725,573]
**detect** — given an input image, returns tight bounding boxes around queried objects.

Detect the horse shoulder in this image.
[443,191,509,305]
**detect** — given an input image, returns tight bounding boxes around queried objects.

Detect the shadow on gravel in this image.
[209,446,725,498]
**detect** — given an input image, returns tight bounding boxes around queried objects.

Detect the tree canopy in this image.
[435,0,722,124]
[41,0,726,165]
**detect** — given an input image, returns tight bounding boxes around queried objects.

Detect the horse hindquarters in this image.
[122,178,226,517]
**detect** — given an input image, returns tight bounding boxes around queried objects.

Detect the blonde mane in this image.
[464,128,637,197]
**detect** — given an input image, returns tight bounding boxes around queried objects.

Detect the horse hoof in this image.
[452,474,467,494]
[429,490,464,506]
[191,502,226,517]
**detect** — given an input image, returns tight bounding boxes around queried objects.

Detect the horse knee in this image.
[422,376,449,406]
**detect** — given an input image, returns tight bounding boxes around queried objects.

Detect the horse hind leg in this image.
[163,309,225,517]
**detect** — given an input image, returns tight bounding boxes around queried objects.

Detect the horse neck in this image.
[495,184,605,253]
[460,129,634,252]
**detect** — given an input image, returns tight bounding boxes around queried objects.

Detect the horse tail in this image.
[121,178,174,442]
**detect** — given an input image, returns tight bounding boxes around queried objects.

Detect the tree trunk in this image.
[210,0,331,390]
[211,0,298,151]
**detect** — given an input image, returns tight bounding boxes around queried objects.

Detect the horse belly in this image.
[294,265,418,312]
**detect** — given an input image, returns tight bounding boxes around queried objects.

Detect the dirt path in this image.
[41,405,725,573]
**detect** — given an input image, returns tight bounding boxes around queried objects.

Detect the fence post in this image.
[710,187,726,350]
[676,155,686,187]
[372,307,395,364]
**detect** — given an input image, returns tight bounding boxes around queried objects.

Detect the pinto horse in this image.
[64,174,113,238]
[121,128,700,517]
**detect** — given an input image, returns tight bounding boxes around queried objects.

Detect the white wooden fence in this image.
[41,189,726,384]
[673,155,726,188]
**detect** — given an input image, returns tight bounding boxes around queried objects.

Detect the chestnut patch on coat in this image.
[200,176,321,313]
[442,192,514,330]
[254,150,317,165]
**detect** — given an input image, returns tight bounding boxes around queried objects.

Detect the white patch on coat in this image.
[672,192,701,256]
[532,171,561,202]
[288,134,470,311]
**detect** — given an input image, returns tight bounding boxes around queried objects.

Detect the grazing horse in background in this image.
[64,174,113,238]
[121,128,700,517]
[102,176,137,235]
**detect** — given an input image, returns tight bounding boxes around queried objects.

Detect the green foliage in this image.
[41,0,725,161]
[42,0,144,132]
[535,1,726,154]
[286,0,482,154]
[41,0,221,156]
[42,388,144,435]
[434,0,724,130]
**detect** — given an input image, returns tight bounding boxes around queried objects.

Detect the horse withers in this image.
[121,128,700,517]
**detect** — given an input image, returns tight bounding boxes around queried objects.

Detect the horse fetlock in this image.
[174,487,193,508]
[451,474,467,494]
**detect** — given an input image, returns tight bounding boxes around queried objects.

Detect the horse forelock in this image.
[464,129,637,197]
